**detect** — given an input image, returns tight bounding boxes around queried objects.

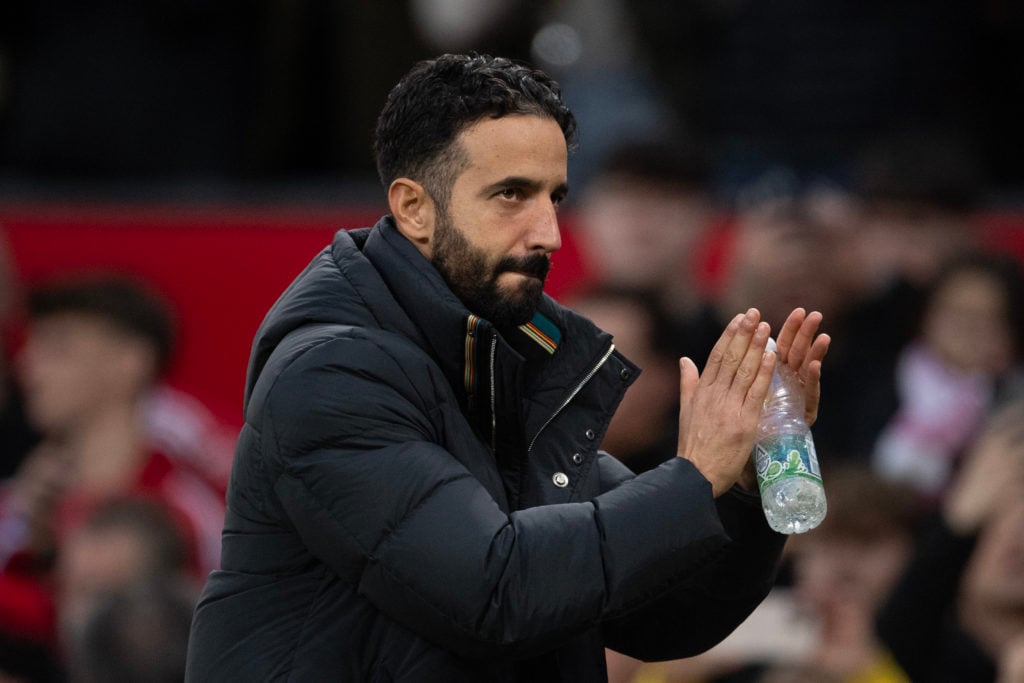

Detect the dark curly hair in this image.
[373,53,577,210]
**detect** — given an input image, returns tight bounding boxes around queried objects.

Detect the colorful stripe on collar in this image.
[464,314,484,398]
[463,311,561,399]
[518,311,561,355]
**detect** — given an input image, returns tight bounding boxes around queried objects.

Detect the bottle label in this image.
[754,433,822,490]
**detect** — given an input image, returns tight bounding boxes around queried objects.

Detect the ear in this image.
[388,178,436,259]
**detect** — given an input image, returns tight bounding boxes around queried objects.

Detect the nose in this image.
[529,200,562,254]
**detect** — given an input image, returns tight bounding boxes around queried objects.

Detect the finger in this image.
[808,331,831,362]
[745,347,776,418]
[731,321,771,394]
[775,308,806,364]
[679,356,699,409]
[788,311,823,371]
[799,332,831,385]
[719,308,762,383]
[702,312,745,384]
[803,359,823,425]
[799,329,827,425]
[677,357,700,453]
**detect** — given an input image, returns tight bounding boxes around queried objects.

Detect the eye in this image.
[496,187,521,201]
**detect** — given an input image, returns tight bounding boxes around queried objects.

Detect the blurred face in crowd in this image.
[427,114,567,326]
[804,189,870,303]
[578,177,711,292]
[923,267,1015,375]
[722,202,840,330]
[792,532,910,617]
[57,522,156,639]
[19,313,156,435]
[961,500,1024,656]
[857,202,974,289]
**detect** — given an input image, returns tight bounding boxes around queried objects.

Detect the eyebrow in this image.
[481,176,569,198]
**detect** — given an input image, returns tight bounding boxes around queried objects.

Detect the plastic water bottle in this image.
[753,338,827,534]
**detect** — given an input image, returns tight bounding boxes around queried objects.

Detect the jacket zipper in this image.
[526,343,615,454]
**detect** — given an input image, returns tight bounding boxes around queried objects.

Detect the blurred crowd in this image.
[0,257,233,682]
[569,133,1024,682]
[2,1,1024,682]
[1,0,1023,200]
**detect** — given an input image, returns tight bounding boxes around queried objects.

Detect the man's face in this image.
[429,114,567,327]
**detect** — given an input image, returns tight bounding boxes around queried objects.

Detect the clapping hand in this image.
[676,308,829,496]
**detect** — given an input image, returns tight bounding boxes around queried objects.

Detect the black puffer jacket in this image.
[185,218,785,682]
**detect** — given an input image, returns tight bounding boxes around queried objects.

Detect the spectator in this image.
[813,131,987,462]
[775,467,918,681]
[717,174,846,332]
[851,131,985,295]
[959,499,1024,678]
[570,135,724,373]
[0,275,224,660]
[872,251,1024,501]
[876,399,1024,681]
[55,497,196,651]
[571,136,715,323]
[65,580,195,683]
[677,172,848,375]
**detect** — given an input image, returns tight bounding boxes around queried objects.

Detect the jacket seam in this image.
[366,470,475,562]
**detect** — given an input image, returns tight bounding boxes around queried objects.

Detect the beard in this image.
[430,210,550,327]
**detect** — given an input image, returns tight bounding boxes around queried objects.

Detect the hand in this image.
[676,308,776,496]
[5,444,72,556]
[774,308,830,427]
[944,401,1024,535]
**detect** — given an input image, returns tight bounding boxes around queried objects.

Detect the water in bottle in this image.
[753,338,827,534]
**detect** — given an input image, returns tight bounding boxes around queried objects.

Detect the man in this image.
[186,54,830,681]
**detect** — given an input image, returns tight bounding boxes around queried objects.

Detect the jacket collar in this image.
[360,217,578,409]
[362,216,483,408]
[356,216,633,473]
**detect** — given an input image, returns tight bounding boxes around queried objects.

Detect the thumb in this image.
[680,357,699,409]
[677,357,700,456]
